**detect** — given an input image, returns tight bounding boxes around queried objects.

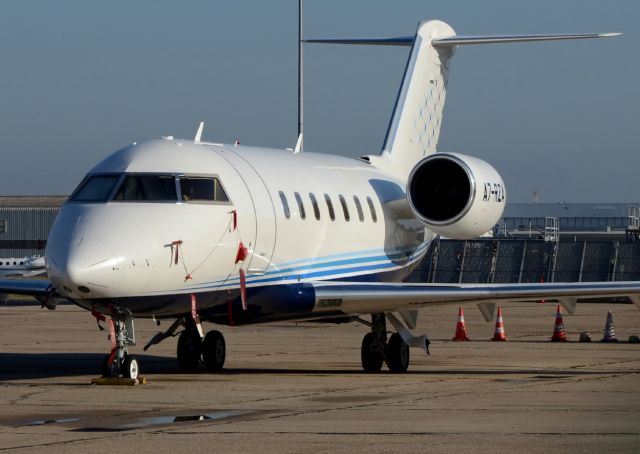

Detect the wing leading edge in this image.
[0,279,53,297]
[310,281,640,319]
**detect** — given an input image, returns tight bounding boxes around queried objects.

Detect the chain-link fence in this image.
[406,239,640,283]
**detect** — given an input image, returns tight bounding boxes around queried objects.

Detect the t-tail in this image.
[307,20,620,182]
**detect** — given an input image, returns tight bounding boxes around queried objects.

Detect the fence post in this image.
[518,241,528,283]
[610,241,619,282]
[458,241,468,283]
[578,241,587,282]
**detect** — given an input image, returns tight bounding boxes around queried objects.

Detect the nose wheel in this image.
[100,311,140,379]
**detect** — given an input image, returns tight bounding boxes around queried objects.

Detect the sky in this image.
[0,0,638,202]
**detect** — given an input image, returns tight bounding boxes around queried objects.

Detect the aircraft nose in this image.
[48,238,124,298]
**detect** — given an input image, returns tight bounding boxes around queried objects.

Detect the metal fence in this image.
[407,239,640,283]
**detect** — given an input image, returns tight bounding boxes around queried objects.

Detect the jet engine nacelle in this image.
[407,152,506,239]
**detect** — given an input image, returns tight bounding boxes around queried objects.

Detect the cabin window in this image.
[353,195,364,222]
[309,193,321,220]
[113,175,177,202]
[366,196,378,223]
[71,174,120,202]
[0,220,5,234]
[338,195,350,221]
[294,192,306,219]
[279,191,290,219]
[179,176,229,202]
[324,194,336,221]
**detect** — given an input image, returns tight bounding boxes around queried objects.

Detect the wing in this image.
[0,278,53,297]
[310,281,640,320]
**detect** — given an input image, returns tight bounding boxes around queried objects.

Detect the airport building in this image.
[500,202,640,241]
[0,196,65,257]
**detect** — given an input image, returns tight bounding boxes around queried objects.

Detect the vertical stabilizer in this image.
[378,20,456,182]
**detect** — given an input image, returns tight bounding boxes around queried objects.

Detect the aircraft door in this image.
[219,148,277,274]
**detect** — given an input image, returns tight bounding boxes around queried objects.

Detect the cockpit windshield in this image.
[69,173,230,204]
[70,175,120,202]
[113,175,177,201]
[179,176,229,202]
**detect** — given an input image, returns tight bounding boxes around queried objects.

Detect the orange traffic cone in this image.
[452,307,470,341]
[537,277,545,304]
[491,307,507,341]
[601,310,618,343]
[551,304,568,342]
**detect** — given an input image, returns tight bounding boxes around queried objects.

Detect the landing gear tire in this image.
[387,333,410,373]
[361,332,384,373]
[101,354,118,378]
[177,330,202,372]
[202,330,226,372]
[123,355,140,379]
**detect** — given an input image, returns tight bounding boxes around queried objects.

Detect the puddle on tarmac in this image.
[119,410,244,429]
[25,418,81,426]
[72,410,249,432]
[14,410,250,432]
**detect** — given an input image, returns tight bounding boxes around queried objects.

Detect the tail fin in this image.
[306,21,620,181]
[380,20,455,181]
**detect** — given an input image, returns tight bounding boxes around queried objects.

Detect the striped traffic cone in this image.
[537,277,546,304]
[491,307,507,341]
[452,307,470,341]
[551,305,568,342]
[601,310,618,343]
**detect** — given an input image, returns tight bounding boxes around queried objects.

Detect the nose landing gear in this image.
[100,311,139,379]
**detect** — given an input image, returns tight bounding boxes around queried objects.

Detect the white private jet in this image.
[0,255,46,278]
[1,20,637,379]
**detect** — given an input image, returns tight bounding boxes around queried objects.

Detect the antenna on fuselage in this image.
[297,0,304,152]
[194,121,204,143]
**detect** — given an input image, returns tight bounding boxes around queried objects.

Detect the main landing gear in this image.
[143,314,227,373]
[100,310,140,379]
[360,313,430,373]
[176,319,226,372]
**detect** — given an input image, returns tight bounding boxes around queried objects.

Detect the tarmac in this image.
[0,300,639,453]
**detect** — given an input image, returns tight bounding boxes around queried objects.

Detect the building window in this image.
[294,192,306,220]
[0,219,5,233]
[324,194,336,221]
[366,196,378,223]
[279,191,290,219]
[339,195,350,221]
[309,193,321,220]
[353,196,364,222]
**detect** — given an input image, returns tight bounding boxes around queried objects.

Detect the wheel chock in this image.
[91,376,148,386]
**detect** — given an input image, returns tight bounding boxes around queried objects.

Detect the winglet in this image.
[194,121,204,144]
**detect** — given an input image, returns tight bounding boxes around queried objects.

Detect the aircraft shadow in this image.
[0,352,178,380]
[0,352,623,380]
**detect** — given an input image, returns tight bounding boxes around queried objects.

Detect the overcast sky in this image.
[0,0,638,202]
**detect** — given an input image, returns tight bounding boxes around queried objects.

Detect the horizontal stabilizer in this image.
[304,32,620,48]
[432,33,621,46]
[304,37,413,46]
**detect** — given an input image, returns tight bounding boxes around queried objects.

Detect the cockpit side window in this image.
[113,175,177,201]
[71,175,120,202]
[179,176,229,202]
